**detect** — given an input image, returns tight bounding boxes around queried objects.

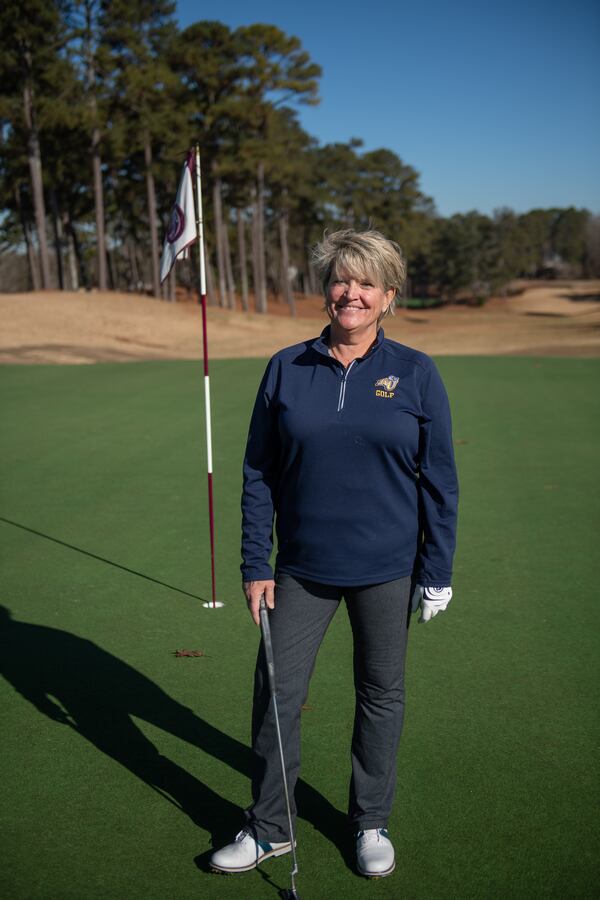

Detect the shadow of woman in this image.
[0,605,350,868]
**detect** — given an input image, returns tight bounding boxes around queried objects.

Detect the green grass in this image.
[1,357,599,899]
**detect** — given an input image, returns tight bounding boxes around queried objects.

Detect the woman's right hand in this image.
[242,579,276,626]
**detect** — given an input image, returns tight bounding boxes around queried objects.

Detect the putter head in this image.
[279,891,301,900]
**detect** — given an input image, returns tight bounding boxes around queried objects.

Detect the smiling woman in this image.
[316,230,406,366]
[210,228,459,882]
[327,274,393,351]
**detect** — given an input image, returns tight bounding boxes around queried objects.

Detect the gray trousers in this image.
[245,572,412,840]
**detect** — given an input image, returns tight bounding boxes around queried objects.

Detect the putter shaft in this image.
[259,596,300,896]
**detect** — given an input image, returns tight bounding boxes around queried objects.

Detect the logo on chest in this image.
[374,374,399,398]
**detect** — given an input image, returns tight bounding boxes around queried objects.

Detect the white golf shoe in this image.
[356,828,395,878]
[210,828,292,873]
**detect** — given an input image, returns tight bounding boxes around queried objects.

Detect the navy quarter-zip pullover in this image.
[241,326,458,588]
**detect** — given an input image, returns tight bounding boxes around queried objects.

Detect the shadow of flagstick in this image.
[0,515,204,601]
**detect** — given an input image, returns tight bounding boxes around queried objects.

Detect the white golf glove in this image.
[411,585,452,623]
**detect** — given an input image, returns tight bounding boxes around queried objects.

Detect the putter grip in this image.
[259,596,277,692]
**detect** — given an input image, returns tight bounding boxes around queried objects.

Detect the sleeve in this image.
[414,360,459,588]
[240,358,281,582]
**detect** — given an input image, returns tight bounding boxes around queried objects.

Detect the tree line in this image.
[1,1,598,310]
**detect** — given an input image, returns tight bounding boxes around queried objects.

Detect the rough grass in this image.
[1,357,598,899]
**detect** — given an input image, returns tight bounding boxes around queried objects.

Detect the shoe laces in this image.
[234,828,254,845]
[357,828,387,845]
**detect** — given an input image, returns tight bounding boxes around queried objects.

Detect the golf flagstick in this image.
[194,144,223,610]
[158,148,222,610]
[259,596,301,900]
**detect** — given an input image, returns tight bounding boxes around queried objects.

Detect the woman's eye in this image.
[361,282,373,288]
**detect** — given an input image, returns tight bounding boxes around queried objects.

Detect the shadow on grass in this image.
[0,515,203,601]
[0,605,352,883]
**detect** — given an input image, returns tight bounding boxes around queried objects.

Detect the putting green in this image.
[0,357,598,899]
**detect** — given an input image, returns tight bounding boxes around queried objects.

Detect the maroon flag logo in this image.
[160,151,197,283]
[167,204,186,243]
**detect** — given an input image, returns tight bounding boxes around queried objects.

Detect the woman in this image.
[211,229,458,879]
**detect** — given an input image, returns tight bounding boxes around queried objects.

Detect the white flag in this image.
[160,151,197,283]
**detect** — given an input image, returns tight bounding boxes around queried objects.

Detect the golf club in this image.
[259,595,302,900]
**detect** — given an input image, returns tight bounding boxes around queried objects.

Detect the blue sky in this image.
[176,0,599,217]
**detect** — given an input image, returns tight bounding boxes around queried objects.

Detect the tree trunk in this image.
[255,162,267,313]
[15,184,40,291]
[212,173,227,306]
[205,247,217,305]
[143,132,160,298]
[84,0,107,291]
[168,269,176,302]
[186,257,194,299]
[92,125,107,291]
[135,244,145,292]
[106,238,116,290]
[279,207,295,316]
[251,189,260,312]
[66,210,88,288]
[223,219,236,309]
[128,238,140,289]
[306,257,318,295]
[64,212,79,290]
[236,209,249,311]
[49,189,64,290]
[22,76,51,289]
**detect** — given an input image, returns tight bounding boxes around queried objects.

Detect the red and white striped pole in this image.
[195,144,223,610]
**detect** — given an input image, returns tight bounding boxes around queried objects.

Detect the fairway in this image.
[1,357,598,899]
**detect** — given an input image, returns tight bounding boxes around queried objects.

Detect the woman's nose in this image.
[346,280,360,299]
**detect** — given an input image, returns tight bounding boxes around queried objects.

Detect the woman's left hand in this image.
[411,585,453,623]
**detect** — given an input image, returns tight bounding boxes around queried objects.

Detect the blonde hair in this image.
[311,229,407,318]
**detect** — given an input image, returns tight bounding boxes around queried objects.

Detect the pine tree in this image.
[69,0,109,290]
[234,24,320,312]
[0,1,72,289]
[100,0,181,298]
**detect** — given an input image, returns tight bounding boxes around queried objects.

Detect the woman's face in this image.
[326,269,394,337]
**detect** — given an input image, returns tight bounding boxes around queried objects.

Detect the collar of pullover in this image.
[312,325,386,363]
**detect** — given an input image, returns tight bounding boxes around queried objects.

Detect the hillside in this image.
[1,281,598,364]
